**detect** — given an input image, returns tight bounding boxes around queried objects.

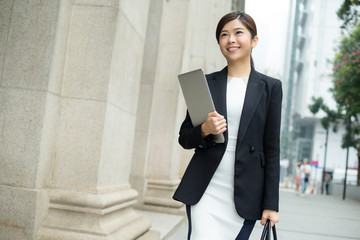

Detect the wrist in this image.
[201,123,209,138]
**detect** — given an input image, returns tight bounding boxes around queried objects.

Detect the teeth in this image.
[228,47,239,50]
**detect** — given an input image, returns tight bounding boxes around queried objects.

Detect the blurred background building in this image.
[280,0,358,187]
[0,0,358,239]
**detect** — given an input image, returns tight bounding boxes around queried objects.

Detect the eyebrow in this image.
[221,27,245,33]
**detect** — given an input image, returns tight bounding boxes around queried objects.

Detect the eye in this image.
[236,31,243,34]
[220,33,228,37]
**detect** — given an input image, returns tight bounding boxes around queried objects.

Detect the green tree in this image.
[309,97,342,192]
[309,97,341,132]
[331,24,360,119]
[331,21,360,185]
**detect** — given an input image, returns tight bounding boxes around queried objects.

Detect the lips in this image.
[227,46,240,52]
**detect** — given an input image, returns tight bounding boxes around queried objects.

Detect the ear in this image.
[251,35,259,48]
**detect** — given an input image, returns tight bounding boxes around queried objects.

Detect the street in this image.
[168,189,360,240]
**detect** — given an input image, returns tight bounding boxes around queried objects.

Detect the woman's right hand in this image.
[201,111,227,138]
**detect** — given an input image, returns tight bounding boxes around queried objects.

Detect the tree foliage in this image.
[337,0,360,31]
[333,0,360,185]
[330,23,360,120]
[341,123,360,149]
[330,24,360,151]
[308,97,341,132]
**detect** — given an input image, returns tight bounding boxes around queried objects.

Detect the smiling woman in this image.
[173,11,282,240]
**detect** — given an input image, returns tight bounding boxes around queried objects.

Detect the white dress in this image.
[190,77,247,240]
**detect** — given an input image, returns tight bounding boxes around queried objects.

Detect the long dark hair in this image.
[216,11,257,67]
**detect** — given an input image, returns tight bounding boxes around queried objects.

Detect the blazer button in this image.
[250,146,255,152]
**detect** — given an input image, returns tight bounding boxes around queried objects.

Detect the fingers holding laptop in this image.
[201,111,227,138]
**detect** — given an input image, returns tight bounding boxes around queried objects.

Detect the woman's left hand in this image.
[261,209,279,227]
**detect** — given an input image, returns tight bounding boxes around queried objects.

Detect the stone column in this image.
[39,0,158,239]
[130,0,164,208]
[141,0,191,212]
[0,1,62,239]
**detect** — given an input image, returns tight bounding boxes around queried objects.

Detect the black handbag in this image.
[260,219,277,240]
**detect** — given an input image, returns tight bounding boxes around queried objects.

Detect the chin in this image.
[226,56,242,63]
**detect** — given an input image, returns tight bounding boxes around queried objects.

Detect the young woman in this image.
[173,12,282,239]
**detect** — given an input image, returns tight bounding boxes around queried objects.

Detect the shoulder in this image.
[254,70,282,88]
[251,69,282,98]
[205,71,218,81]
[205,67,227,81]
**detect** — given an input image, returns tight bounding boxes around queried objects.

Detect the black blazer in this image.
[173,66,283,220]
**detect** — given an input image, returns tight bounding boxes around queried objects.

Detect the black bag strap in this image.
[260,219,277,240]
[272,224,277,240]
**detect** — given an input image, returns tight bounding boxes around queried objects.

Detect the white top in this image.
[226,77,247,144]
[300,164,311,179]
[216,77,247,175]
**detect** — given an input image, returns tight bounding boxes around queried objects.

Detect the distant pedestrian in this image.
[300,158,311,196]
[294,162,301,194]
[324,172,332,195]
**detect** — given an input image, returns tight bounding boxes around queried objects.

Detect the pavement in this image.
[139,188,360,240]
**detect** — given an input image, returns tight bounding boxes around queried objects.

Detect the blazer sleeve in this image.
[262,80,283,211]
[178,111,215,150]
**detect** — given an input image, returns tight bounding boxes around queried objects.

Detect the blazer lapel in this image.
[237,68,265,145]
[207,67,265,145]
[207,67,228,142]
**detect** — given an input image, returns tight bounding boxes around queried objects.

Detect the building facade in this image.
[0,0,244,239]
[282,0,358,184]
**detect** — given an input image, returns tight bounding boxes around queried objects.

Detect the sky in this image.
[245,0,292,78]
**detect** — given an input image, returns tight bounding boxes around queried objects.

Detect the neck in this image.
[227,60,252,78]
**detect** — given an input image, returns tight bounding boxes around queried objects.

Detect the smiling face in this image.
[218,19,258,65]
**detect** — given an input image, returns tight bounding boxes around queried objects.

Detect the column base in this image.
[39,188,159,240]
[138,203,186,215]
[143,179,183,214]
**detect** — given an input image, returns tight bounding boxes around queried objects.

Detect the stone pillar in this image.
[131,0,191,213]
[141,0,191,212]
[0,0,159,239]
[0,0,62,239]
[130,0,164,208]
[39,0,158,239]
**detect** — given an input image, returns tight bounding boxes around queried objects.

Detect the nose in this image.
[229,33,235,43]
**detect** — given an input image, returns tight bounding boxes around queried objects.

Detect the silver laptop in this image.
[178,68,225,143]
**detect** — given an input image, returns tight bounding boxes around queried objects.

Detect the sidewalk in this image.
[142,188,360,240]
